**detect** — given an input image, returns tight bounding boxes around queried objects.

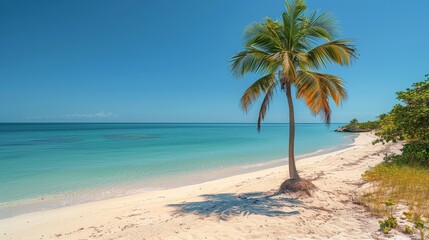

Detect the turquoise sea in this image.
[0,123,354,218]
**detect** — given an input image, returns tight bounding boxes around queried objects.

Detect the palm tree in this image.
[230,0,356,191]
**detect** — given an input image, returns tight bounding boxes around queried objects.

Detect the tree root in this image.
[279,178,317,197]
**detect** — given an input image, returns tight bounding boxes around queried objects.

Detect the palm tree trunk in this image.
[285,83,300,179]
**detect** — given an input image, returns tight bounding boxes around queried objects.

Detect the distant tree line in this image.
[341,118,381,131]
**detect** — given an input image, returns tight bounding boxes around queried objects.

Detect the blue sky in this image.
[1,0,428,123]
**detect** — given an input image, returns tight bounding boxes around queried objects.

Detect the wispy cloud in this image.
[26,111,116,120]
[64,111,114,119]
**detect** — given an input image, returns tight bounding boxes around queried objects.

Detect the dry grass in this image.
[359,163,429,218]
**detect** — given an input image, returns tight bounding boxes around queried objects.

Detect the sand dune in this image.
[0,133,402,239]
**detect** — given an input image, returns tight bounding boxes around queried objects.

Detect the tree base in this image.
[279,178,316,197]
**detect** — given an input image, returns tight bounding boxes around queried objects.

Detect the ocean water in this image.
[0,123,354,217]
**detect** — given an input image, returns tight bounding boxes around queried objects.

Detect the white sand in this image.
[0,133,402,240]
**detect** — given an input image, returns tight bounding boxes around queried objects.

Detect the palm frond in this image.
[240,73,277,112]
[306,11,337,41]
[244,20,285,53]
[257,82,277,131]
[230,49,275,77]
[282,0,307,50]
[295,70,347,123]
[282,51,297,82]
[303,40,357,69]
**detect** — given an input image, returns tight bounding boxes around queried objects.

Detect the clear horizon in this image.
[1,0,428,123]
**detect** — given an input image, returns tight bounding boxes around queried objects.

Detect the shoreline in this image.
[0,133,357,219]
[0,132,398,239]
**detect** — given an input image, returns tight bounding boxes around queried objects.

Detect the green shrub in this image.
[404,225,413,234]
[375,77,429,145]
[389,143,429,168]
[414,219,428,240]
[379,216,397,233]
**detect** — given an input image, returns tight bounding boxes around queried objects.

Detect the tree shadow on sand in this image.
[168,192,301,220]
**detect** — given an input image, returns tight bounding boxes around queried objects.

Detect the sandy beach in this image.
[0,133,401,239]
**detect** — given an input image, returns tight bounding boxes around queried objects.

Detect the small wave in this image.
[0,137,81,147]
[103,134,161,140]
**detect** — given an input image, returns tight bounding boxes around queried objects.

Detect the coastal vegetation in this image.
[230,0,356,193]
[374,76,429,169]
[336,118,380,132]
[357,75,429,238]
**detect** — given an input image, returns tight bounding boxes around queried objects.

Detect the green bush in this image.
[374,76,429,169]
[376,77,429,145]
[388,143,429,168]
[379,216,398,233]
[404,225,413,234]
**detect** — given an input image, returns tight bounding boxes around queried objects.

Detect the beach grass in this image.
[359,163,429,218]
